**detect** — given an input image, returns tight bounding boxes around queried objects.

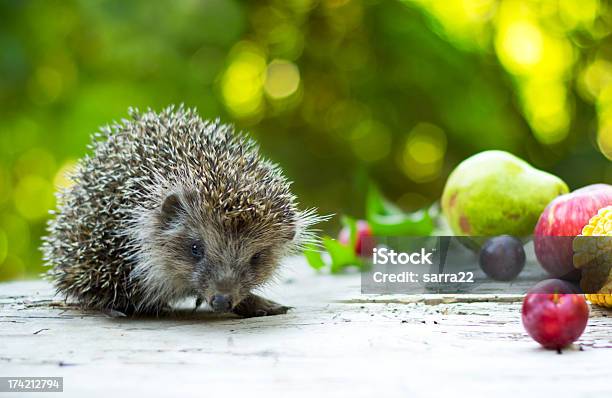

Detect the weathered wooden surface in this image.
[1,257,611,398]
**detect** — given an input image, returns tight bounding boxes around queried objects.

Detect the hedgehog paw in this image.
[232,294,292,318]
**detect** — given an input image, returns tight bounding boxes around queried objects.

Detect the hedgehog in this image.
[41,105,323,317]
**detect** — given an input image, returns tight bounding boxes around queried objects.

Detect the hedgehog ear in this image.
[160,193,184,228]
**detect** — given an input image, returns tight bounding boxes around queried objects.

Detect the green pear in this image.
[442,151,569,237]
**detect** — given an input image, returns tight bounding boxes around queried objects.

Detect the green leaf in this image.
[366,184,404,219]
[368,210,434,236]
[303,243,326,271]
[322,236,360,274]
[366,184,435,236]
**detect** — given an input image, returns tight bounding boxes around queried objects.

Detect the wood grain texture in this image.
[0,257,610,398]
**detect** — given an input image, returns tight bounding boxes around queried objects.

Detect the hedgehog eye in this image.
[190,240,204,260]
[250,251,264,266]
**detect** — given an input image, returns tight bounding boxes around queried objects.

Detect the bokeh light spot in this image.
[581,59,612,100]
[221,42,267,118]
[521,81,570,145]
[406,0,496,49]
[264,60,301,99]
[399,123,447,183]
[14,175,55,221]
[460,0,496,22]
[496,20,543,74]
[559,0,599,30]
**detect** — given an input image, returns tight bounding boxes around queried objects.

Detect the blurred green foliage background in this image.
[1,0,611,280]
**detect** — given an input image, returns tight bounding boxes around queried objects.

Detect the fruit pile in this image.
[438,150,612,350]
[306,149,611,350]
[440,151,612,299]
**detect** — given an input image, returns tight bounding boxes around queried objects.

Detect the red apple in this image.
[534,184,612,280]
[522,292,589,349]
[339,220,374,257]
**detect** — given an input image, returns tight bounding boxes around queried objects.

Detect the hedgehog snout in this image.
[210,294,232,312]
[202,276,243,312]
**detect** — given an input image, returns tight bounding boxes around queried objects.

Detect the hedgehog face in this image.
[146,190,296,312]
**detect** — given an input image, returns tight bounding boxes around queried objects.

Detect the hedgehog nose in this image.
[210,294,232,312]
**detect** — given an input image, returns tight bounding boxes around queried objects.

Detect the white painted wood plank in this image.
[0,256,610,398]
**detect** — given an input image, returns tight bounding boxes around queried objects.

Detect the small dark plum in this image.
[479,235,526,281]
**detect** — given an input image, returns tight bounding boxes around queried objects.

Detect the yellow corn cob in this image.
[573,206,612,307]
